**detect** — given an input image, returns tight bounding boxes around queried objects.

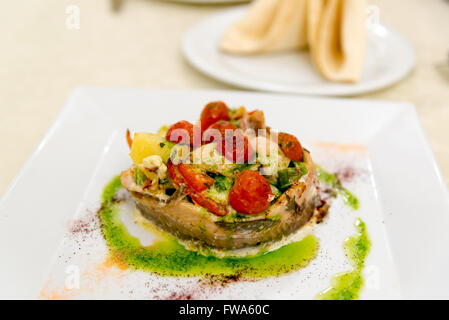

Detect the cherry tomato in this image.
[177,163,214,192]
[278,132,303,162]
[220,130,255,164]
[187,191,228,216]
[166,120,195,146]
[167,160,185,186]
[202,120,236,145]
[229,170,273,214]
[200,101,230,132]
[167,161,227,216]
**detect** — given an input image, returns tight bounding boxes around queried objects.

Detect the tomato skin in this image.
[166,120,195,146]
[167,160,185,186]
[200,101,230,132]
[221,130,255,164]
[229,170,273,214]
[167,161,228,216]
[188,191,228,217]
[177,163,214,192]
[278,132,303,162]
[202,121,253,163]
[202,120,236,145]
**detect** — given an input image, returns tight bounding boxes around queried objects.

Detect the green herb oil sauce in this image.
[99,176,319,278]
[316,218,371,300]
[315,166,359,210]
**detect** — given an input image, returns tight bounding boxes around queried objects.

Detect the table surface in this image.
[1,0,448,197]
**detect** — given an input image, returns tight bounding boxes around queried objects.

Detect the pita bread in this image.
[220,0,308,54]
[220,0,366,82]
[312,0,366,82]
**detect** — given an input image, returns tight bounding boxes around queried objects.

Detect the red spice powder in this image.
[68,210,99,236]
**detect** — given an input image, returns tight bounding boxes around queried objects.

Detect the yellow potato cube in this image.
[156,124,169,137]
[129,132,173,164]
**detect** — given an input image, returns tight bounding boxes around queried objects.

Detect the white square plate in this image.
[1,87,448,299]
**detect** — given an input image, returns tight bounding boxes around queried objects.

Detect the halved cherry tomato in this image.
[229,170,273,214]
[167,161,228,216]
[187,191,228,217]
[202,121,253,163]
[202,120,236,145]
[278,132,303,162]
[200,101,230,132]
[177,163,214,192]
[166,120,195,146]
[221,130,255,164]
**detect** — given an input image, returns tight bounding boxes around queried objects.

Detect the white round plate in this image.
[182,6,415,96]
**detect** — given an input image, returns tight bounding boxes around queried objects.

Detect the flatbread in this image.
[312,0,366,82]
[220,0,308,54]
[220,0,366,82]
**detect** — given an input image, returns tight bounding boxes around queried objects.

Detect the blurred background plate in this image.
[182,6,416,97]
[164,0,250,3]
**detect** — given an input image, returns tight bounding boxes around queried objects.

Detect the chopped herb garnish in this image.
[160,142,165,148]
[159,178,168,185]
[213,175,233,191]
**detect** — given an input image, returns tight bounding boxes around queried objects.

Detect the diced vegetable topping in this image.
[128,102,314,217]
